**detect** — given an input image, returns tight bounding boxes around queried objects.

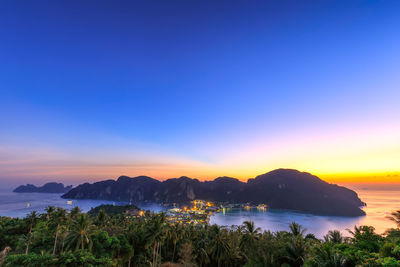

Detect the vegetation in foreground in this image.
[1,206,400,267]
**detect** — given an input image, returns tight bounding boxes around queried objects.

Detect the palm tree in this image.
[24,211,38,254]
[247,231,280,267]
[20,234,30,255]
[155,214,167,266]
[307,244,348,267]
[95,209,108,228]
[166,223,183,262]
[61,206,82,253]
[346,225,362,239]
[126,222,153,266]
[69,206,81,220]
[384,210,400,238]
[289,222,306,237]
[346,225,377,242]
[208,226,230,267]
[284,223,310,267]
[324,230,344,244]
[386,210,400,228]
[66,213,95,251]
[52,208,67,255]
[242,221,261,236]
[45,206,56,221]
[143,213,167,267]
[284,235,308,267]
[189,226,209,267]
[25,211,38,229]
[239,221,261,254]
[346,225,381,252]
[196,247,210,267]
[305,233,319,242]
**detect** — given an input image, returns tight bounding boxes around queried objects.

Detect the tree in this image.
[239,221,260,257]
[56,250,112,266]
[4,253,55,266]
[305,244,348,267]
[4,207,400,267]
[52,208,67,255]
[95,209,108,228]
[166,223,184,262]
[144,213,168,267]
[179,242,195,267]
[44,206,55,221]
[324,230,344,244]
[23,211,38,255]
[69,207,81,220]
[284,235,308,267]
[386,210,400,228]
[346,225,382,252]
[125,221,153,266]
[208,226,230,267]
[289,222,306,237]
[66,214,94,251]
[116,234,134,267]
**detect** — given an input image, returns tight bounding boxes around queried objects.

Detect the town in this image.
[164,200,268,225]
[165,200,220,225]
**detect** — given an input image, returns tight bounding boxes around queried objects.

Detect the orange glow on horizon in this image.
[1,121,399,185]
[4,166,399,185]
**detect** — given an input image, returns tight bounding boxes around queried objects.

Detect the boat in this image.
[257,204,268,210]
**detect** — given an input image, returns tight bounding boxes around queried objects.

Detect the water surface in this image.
[0,191,163,218]
[210,188,399,238]
[0,188,398,238]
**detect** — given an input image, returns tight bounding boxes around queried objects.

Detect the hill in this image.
[14,182,73,193]
[62,169,365,216]
[87,204,141,217]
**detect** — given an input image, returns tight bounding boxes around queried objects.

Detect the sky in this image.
[1,0,400,186]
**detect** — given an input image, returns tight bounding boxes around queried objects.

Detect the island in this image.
[14,182,73,193]
[62,169,366,216]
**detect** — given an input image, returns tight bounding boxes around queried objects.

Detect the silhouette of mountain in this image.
[14,182,72,193]
[62,169,365,216]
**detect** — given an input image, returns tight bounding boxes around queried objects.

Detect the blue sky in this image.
[1,0,400,185]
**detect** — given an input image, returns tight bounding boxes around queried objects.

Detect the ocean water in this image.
[210,188,400,238]
[0,191,164,218]
[0,188,398,238]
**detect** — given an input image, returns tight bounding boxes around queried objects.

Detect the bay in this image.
[210,188,400,238]
[0,187,399,238]
[0,191,164,218]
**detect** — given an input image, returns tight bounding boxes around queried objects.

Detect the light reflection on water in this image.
[210,189,400,238]
[0,192,164,218]
[0,188,398,238]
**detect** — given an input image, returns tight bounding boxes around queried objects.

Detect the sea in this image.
[0,186,399,238]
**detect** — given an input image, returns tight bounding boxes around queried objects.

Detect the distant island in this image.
[14,182,73,193]
[62,169,366,216]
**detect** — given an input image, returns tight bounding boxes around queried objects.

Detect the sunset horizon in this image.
[2,1,400,187]
[2,1,400,265]
[3,168,400,188]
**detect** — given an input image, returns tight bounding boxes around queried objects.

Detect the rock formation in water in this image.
[62,169,365,216]
[14,182,73,193]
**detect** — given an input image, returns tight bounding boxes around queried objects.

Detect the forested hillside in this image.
[0,207,400,266]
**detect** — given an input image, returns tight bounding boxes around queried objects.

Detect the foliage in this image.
[1,207,400,266]
[87,204,139,217]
